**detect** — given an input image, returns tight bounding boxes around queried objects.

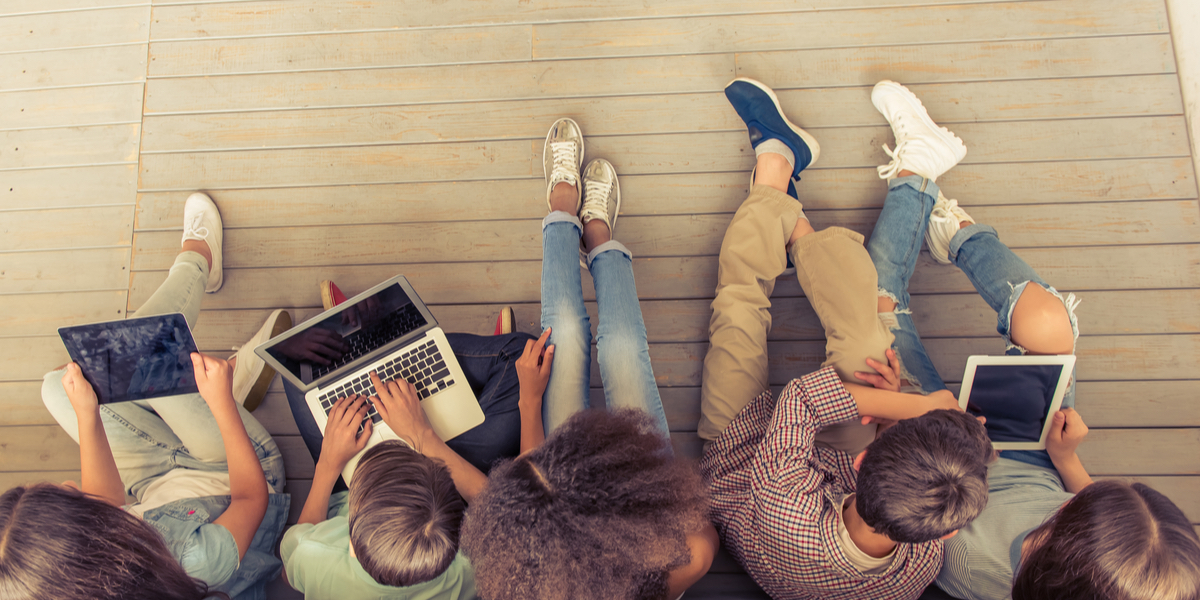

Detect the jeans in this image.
[41,252,286,500]
[284,331,536,482]
[539,213,670,440]
[868,176,1080,469]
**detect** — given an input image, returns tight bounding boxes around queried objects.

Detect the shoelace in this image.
[580,179,612,225]
[182,213,210,240]
[876,140,909,179]
[548,141,579,184]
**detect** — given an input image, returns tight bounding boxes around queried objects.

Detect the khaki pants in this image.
[698,185,893,454]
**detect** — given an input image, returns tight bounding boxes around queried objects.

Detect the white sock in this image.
[755,139,795,170]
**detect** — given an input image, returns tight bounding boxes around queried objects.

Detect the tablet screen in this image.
[966,364,1064,442]
[59,314,200,404]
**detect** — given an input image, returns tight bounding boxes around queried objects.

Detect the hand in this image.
[1045,408,1089,462]
[275,329,349,365]
[516,328,555,409]
[61,362,99,416]
[191,353,236,407]
[926,389,961,413]
[854,349,902,393]
[859,388,959,432]
[318,395,373,471]
[371,372,435,450]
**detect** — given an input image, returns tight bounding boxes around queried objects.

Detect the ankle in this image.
[959,220,972,230]
[549,182,578,213]
[786,217,815,247]
[754,154,792,193]
[182,239,213,269]
[582,219,611,251]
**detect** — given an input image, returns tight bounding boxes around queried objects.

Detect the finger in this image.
[331,395,354,423]
[861,416,874,425]
[533,328,552,354]
[540,345,555,375]
[301,349,332,365]
[853,371,883,385]
[887,348,902,371]
[357,420,373,447]
[369,371,386,396]
[522,339,535,360]
[190,353,205,375]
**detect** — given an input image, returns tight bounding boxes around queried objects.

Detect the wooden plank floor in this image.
[2,1,1198,598]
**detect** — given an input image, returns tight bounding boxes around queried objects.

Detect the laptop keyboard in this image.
[311,303,426,380]
[317,339,456,427]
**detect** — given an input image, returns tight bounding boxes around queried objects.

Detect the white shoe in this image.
[872,81,966,182]
[925,191,975,265]
[230,309,292,411]
[181,192,224,293]
[544,118,584,213]
[579,158,621,267]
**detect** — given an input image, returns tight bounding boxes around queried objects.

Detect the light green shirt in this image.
[280,491,477,600]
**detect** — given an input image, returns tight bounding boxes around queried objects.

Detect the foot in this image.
[230,309,292,411]
[872,80,966,181]
[182,192,224,293]
[579,159,620,265]
[494,306,515,335]
[544,118,584,213]
[724,78,820,179]
[925,191,976,264]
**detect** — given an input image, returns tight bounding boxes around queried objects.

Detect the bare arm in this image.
[296,395,373,525]
[61,364,127,506]
[844,382,958,422]
[516,329,554,454]
[1045,408,1093,494]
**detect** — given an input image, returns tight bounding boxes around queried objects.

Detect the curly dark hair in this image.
[461,409,709,600]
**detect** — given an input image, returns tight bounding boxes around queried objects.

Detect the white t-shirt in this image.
[126,469,233,518]
[835,494,896,575]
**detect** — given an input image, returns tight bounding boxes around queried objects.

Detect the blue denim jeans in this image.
[284,330,536,482]
[41,252,286,500]
[539,213,670,440]
[868,176,1080,468]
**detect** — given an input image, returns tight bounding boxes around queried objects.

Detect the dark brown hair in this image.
[348,440,464,587]
[1013,480,1200,600]
[856,409,992,543]
[460,409,709,600]
[0,483,225,600]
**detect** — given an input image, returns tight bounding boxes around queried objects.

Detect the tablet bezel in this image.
[958,354,1077,450]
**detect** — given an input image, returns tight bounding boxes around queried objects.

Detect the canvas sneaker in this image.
[181,192,224,293]
[724,78,820,179]
[872,80,966,182]
[544,118,584,213]
[494,306,515,335]
[230,309,292,411]
[925,191,976,265]
[320,280,348,310]
[579,158,621,267]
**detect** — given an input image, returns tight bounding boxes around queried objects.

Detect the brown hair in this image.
[0,483,225,600]
[460,409,710,600]
[856,409,992,543]
[1013,480,1200,600]
[348,440,464,587]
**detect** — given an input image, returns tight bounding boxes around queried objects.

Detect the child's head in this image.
[855,409,992,543]
[0,483,221,600]
[1013,480,1200,600]
[461,409,709,600]
[348,440,464,587]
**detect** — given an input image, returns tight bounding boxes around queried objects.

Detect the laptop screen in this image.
[966,364,1065,442]
[265,282,429,385]
[58,313,200,404]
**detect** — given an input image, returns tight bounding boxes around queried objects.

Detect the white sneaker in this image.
[925,191,975,265]
[230,309,292,411]
[544,118,584,213]
[872,81,967,182]
[181,192,224,293]
[579,158,621,267]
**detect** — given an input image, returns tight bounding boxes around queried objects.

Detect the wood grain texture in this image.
[1,206,134,251]
[0,44,147,91]
[1,247,131,294]
[0,290,127,336]
[0,382,58,427]
[1,164,137,210]
[0,83,144,130]
[0,0,142,17]
[0,5,148,53]
[0,336,69,382]
[0,124,139,169]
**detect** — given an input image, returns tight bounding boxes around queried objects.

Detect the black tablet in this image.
[58,313,200,404]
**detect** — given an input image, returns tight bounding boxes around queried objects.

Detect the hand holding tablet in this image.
[958,355,1077,450]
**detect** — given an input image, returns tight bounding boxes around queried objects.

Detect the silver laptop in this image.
[254,275,484,482]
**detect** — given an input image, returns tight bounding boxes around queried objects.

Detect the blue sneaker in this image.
[725,78,820,179]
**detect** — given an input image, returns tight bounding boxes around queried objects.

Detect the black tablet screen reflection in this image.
[61,314,199,404]
[967,364,1064,442]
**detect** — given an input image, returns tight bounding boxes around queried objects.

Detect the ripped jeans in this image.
[869,176,1080,467]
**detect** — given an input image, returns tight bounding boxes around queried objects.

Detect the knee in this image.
[1010,285,1075,355]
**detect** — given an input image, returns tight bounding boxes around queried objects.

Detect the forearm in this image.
[666,522,719,599]
[297,462,340,525]
[519,395,545,453]
[210,401,269,505]
[844,382,929,422]
[1049,452,1093,494]
[76,410,127,506]
[420,434,487,503]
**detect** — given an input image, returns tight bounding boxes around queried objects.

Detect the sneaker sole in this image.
[544,118,584,212]
[242,310,292,412]
[872,81,966,157]
[726,78,822,169]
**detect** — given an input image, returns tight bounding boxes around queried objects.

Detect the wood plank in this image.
[0,6,148,53]
[0,470,79,490]
[0,382,58,427]
[133,157,1199,229]
[0,83,143,130]
[1,206,133,251]
[1,164,137,210]
[0,290,127,336]
[0,44,148,91]
[0,336,69,382]
[736,35,1176,88]
[148,25,532,76]
[139,75,1184,153]
[137,139,535,190]
[143,53,735,114]
[1120,476,1200,522]
[0,124,139,169]
[1,247,131,294]
[0,0,142,17]
[129,244,1200,309]
[534,0,1165,59]
[0,425,80,471]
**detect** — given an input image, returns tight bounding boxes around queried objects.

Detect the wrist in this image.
[519,392,543,408]
[1048,448,1078,465]
[315,456,347,478]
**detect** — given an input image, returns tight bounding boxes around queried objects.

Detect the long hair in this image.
[1013,480,1200,600]
[461,409,709,600]
[0,483,226,600]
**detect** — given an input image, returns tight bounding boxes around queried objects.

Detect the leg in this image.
[589,244,670,438]
[540,213,592,436]
[443,332,536,472]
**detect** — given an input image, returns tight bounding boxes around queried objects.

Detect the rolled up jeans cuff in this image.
[586,239,632,267]
[542,211,582,232]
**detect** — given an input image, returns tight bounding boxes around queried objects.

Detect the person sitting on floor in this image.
[697,78,995,600]
[458,118,719,600]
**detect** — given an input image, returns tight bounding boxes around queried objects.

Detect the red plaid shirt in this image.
[700,366,942,600]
